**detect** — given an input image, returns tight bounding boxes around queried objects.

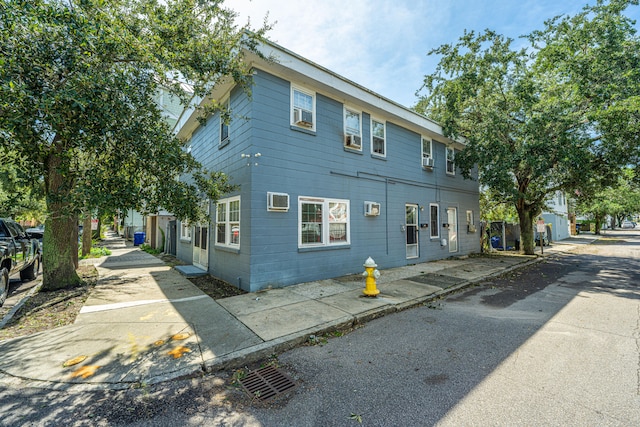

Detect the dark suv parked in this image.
[0,218,42,307]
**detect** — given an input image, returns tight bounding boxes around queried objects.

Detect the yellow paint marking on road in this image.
[168,346,191,359]
[63,355,88,367]
[71,365,101,379]
[171,332,191,340]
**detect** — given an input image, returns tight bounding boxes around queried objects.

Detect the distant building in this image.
[542,191,571,241]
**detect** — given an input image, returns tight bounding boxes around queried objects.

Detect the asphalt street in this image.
[1,230,639,426]
[244,232,640,426]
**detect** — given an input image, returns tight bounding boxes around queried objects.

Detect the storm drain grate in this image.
[239,365,298,401]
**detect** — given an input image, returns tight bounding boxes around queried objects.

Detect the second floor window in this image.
[422,137,433,168]
[344,108,362,149]
[446,147,455,175]
[371,119,386,157]
[291,86,315,130]
[220,98,229,146]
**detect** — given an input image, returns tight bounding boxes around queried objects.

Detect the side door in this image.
[192,223,209,270]
[406,204,419,259]
[447,207,458,253]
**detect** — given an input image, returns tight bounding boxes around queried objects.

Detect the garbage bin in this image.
[134,231,146,246]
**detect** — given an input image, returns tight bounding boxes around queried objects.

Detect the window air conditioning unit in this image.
[294,108,313,127]
[422,157,434,168]
[345,134,362,148]
[364,201,381,216]
[267,192,290,211]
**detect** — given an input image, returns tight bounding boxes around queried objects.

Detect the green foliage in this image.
[416,0,640,254]
[0,0,269,288]
[78,246,111,260]
[140,244,161,255]
[575,167,640,231]
[0,157,46,220]
[480,189,518,222]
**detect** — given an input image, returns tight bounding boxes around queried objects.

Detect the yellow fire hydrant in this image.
[362,257,381,297]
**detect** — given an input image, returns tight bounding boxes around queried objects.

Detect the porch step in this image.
[175,265,208,278]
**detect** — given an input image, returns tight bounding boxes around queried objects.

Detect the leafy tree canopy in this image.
[575,167,640,232]
[0,0,269,288]
[416,0,639,254]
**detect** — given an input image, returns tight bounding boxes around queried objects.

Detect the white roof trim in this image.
[176,39,461,147]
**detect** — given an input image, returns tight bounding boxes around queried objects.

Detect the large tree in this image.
[416,0,639,254]
[0,0,268,289]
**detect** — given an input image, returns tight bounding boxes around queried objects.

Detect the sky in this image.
[230,0,640,108]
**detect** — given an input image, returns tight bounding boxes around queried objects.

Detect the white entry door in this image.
[447,207,458,253]
[406,204,419,259]
[192,223,209,270]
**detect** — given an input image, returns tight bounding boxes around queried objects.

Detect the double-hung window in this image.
[371,119,386,157]
[291,86,315,130]
[216,196,240,248]
[299,197,350,248]
[430,204,439,238]
[219,98,230,146]
[422,137,433,167]
[446,147,455,175]
[344,107,362,150]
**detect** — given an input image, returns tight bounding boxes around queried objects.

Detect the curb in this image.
[201,255,548,375]
[0,280,43,329]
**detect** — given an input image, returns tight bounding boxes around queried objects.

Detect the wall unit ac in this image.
[267,192,290,211]
[422,157,434,168]
[364,201,381,216]
[345,134,362,148]
[293,108,313,127]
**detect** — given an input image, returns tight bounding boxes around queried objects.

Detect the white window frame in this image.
[422,137,432,161]
[430,203,440,239]
[291,85,316,131]
[215,196,240,248]
[180,221,191,241]
[446,146,455,175]
[298,197,350,248]
[219,97,230,146]
[344,107,362,151]
[371,118,386,157]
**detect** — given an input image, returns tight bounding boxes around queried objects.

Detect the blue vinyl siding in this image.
[179,68,479,292]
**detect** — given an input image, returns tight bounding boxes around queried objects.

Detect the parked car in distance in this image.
[1,218,42,307]
[621,221,635,229]
[26,225,44,252]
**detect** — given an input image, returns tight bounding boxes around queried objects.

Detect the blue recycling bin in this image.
[134,231,145,246]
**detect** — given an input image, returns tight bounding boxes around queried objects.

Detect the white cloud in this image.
[229,0,640,107]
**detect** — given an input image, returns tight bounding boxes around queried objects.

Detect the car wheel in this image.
[20,255,40,282]
[0,267,8,307]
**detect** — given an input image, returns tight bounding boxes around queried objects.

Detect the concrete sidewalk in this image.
[0,234,596,390]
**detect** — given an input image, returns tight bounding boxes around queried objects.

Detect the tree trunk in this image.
[82,212,92,257]
[517,207,536,255]
[594,213,604,234]
[42,141,81,291]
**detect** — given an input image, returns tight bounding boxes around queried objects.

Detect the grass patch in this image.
[140,244,161,255]
[79,246,112,259]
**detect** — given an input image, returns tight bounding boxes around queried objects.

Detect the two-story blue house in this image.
[173,40,480,293]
